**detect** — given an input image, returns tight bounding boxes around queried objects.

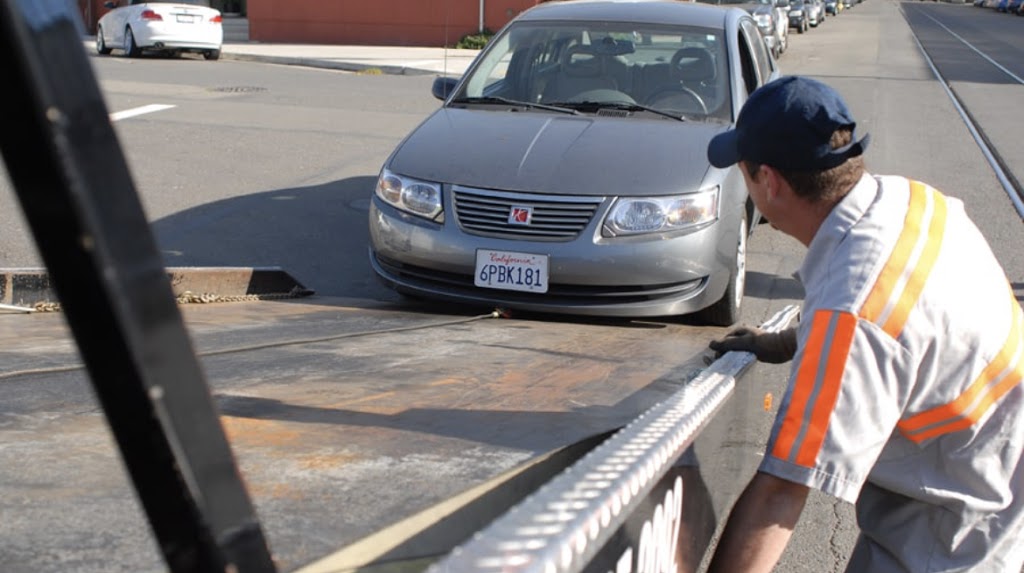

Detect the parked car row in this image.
[778,0,863,46]
[787,0,824,33]
[700,0,786,59]
[701,0,859,60]
[974,0,1024,15]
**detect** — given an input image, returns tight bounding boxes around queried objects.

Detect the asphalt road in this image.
[1,1,1023,572]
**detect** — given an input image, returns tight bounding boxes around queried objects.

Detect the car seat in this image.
[541,44,620,102]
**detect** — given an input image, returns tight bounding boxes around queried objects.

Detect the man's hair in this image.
[744,129,865,203]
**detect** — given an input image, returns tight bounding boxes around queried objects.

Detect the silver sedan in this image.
[368,0,779,324]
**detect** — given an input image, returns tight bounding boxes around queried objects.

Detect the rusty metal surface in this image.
[0,296,724,573]
[0,267,310,307]
[422,306,797,573]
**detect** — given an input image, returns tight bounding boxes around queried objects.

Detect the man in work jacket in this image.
[703,75,1024,573]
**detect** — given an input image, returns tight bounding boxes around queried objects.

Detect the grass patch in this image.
[454,29,494,50]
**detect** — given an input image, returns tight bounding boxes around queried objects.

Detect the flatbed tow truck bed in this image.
[1,291,743,572]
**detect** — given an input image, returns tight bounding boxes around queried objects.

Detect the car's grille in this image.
[452,186,604,241]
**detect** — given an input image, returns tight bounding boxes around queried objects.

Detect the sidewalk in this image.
[85,14,480,77]
[219,42,479,77]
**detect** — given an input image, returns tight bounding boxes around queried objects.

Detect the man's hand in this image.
[708,326,798,364]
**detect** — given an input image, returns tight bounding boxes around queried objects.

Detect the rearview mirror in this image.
[593,37,635,57]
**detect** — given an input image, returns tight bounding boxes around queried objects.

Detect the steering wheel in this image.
[670,47,714,82]
[644,86,707,115]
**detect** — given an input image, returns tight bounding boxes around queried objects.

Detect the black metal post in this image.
[0,1,276,571]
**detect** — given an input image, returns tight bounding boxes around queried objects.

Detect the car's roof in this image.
[513,0,738,29]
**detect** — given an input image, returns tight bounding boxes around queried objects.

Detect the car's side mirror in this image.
[432,76,459,101]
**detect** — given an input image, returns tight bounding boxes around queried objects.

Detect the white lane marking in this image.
[919,10,1024,85]
[109,104,176,122]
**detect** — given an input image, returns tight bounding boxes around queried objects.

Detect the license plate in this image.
[176,14,197,23]
[474,249,548,293]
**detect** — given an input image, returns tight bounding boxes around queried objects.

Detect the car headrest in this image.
[672,47,716,83]
[561,45,603,78]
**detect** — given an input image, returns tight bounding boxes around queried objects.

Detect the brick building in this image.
[78,0,546,47]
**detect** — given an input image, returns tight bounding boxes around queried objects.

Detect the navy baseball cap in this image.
[708,76,870,171]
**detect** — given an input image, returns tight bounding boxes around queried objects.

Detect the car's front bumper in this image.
[367,196,736,318]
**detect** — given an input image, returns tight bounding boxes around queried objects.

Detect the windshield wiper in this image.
[555,100,688,122]
[449,96,580,115]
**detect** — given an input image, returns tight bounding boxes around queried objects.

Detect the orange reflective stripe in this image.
[772,312,828,461]
[860,181,928,324]
[880,188,947,338]
[904,360,1023,444]
[772,310,857,467]
[899,298,1024,443]
[795,311,856,467]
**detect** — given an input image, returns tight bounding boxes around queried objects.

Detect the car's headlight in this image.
[754,13,771,25]
[375,168,443,220]
[603,188,719,237]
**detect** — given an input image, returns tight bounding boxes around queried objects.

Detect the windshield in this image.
[454,21,732,122]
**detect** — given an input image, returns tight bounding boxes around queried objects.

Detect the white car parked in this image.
[96,0,223,60]
[806,0,826,26]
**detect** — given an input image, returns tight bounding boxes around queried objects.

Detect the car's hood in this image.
[387,108,728,197]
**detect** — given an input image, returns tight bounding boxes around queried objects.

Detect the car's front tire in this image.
[698,213,747,327]
[204,49,221,61]
[96,26,112,55]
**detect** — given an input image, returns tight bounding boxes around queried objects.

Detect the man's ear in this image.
[742,161,767,185]
[761,165,785,200]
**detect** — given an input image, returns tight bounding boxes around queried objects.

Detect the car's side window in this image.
[740,19,772,86]
[735,27,759,96]
[463,33,513,97]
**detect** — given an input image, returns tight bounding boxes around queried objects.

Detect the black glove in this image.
[708,326,798,364]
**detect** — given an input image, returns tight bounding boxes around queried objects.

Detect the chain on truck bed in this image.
[27,285,314,313]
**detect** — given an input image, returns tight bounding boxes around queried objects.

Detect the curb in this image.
[82,39,453,76]
[220,52,439,76]
[0,267,312,309]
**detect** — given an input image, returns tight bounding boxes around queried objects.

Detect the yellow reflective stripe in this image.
[899,295,1024,443]
[880,188,946,337]
[859,182,946,338]
[860,181,927,324]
